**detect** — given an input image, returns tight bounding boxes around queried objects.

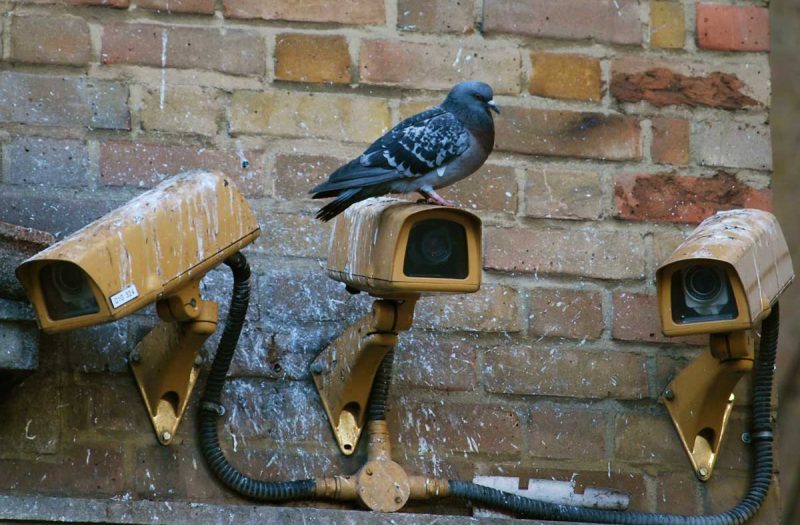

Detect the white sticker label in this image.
[110,284,139,309]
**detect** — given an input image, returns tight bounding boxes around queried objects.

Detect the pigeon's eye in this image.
[473,93,483,101]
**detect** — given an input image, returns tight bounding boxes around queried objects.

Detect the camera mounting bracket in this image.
[662,329,754,481]
[130,280,218,445]
[311,294,418,455]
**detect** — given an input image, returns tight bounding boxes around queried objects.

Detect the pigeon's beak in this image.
[487,99,500,114]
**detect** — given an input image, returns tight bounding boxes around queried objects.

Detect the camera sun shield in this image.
[325,198,482,296]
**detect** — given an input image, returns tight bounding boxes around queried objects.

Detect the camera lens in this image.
[419,229,452,265]
[40,262,100,320]
[53,263,86,295]
[683,265,724,304]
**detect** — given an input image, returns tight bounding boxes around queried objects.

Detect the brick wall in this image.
[0,0,781,522]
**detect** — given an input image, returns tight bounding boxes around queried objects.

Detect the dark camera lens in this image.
[40,262,100,321]
[683,266,723,303]
[53,263,86,294]
[403,219,468,279]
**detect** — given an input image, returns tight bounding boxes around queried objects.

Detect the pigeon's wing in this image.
[311,108,470,194]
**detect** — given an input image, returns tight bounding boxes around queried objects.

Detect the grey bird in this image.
[310,81,500,222]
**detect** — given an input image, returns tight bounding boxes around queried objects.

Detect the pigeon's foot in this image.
[418,189,457,207]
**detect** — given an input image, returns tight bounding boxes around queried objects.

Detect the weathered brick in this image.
[47,320,135,373]
[695,121,772,171]
[0,444,126,496]
[99,140,265,196]
[612,292,705,345]
[10,15,91,65]
[706,474,781,523]
[0,194,120,239]
[141,85,222,137]
[273,154,346,200]
[611,55,771,110]
[137,0,214,14]
[231,91,390,144]
[652,227,690,269]
[359,39,521,95]
[437,163,517,213]
[0,72,129,130]
[5,138,90,188]
[483,0,643,45]
[223,0,386,25]
[64,375,151,434]
[529,288,604,340]
[529,53,601,102]
[397,0,474,34]
[696,4,770,52]
[528,404,607,460]
[102,24,265,76]
[496,107,641,161]
[485,226,646,280]
[414,285,524,332]
[654,472,701,513]
[614,172,772,224]
[395,331,478,392]
[614,411,686,464]
[524,169,603,220]
[651,117,690,166]
[611,68,758,110]
[389,400,522,455]
[0,372,60,458]
[275,34,351,84]
[650,1,685,49]
[484,343,649,399]
[255,212,332,259]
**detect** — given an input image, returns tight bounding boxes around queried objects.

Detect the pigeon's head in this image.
[444,81,500,118]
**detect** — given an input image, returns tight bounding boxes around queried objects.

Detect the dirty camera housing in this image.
[657,209,793,337]
[16,170,261,334]
[326,198,482,295]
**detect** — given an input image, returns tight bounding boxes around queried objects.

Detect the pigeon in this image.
[310,81,500,222]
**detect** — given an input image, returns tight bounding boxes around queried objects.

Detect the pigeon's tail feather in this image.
[315,188,366,222]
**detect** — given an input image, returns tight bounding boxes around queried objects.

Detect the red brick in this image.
[0,72,129,130]
[65,375,152,435]
[397,0,474,34]
[529,288,604,340]
[614,172,772,224]
[654,472,701,513]
[614,411,686,464]
[0,372,60,458]
[223,0,386,25]
[437,163,517,213]
[137,0,214,14]
[273,154,346,200]
[612,292,705,345]
[485,225,646,280]
[496,107,641,161]
[651,118,690,166]
[102,23,265,76]
[414,285,524,332]
[483,0,643,45]
[706,474,782,524]
[275,34,351,84]
[524,169,603,220]
[528,404,607,460]
[696,4,770,52]
[359,39,522,95]
[10,15,91,66]
[484,343,649,399]
[611,68,758,110]
[99,140,266,197]
[388,400,522,455]
[395,332,478,392]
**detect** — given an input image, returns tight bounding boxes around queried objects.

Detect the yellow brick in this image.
[529,53,602,102]
[275,34,351,84]
[141,85,221,137]
[231,91,390,144]
[651,1,685,49]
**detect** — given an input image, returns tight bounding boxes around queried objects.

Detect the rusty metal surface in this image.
[16,170,260,333]
[326,198,482,295]
[0,221,54,301]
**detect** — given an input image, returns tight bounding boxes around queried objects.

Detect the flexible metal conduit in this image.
[198,253,316,501]
[449,304,780,525]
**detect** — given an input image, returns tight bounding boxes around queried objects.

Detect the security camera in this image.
[313,199,482,455]
[326,198,482,296]
[16,170,260,444]
[656,209,793,481]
